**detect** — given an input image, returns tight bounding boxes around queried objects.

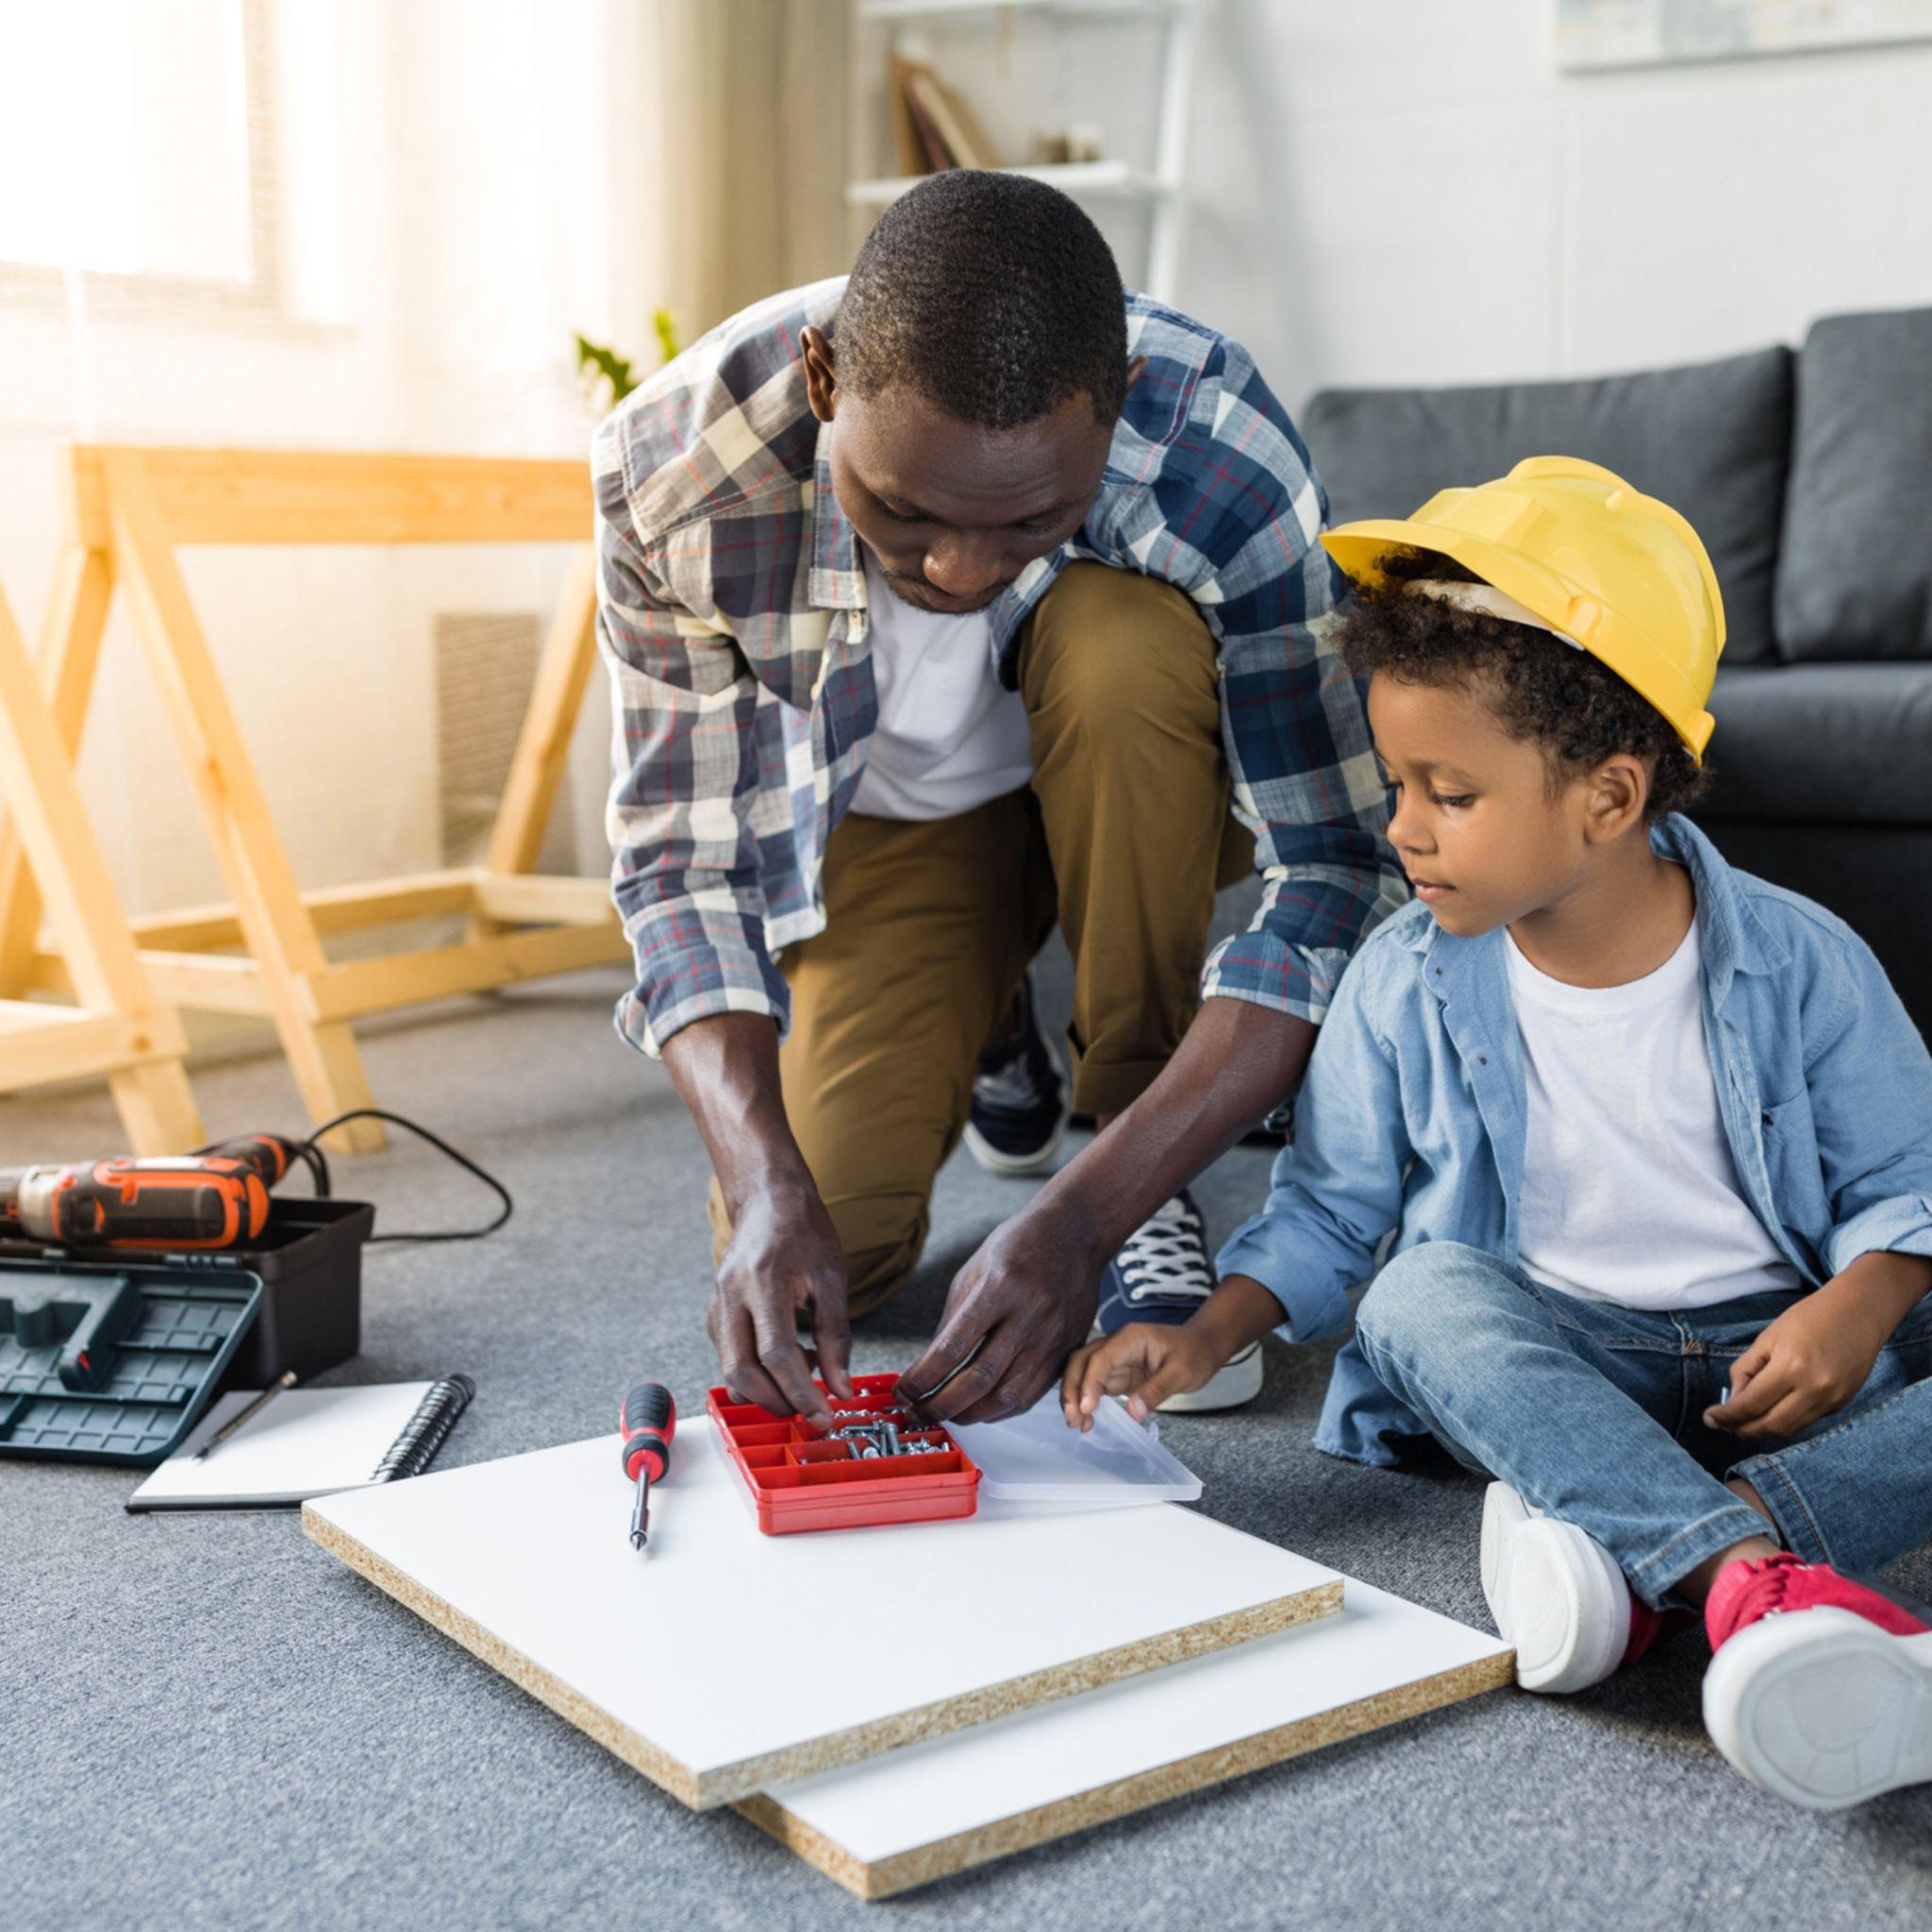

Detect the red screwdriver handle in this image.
[619,1381,675,1483]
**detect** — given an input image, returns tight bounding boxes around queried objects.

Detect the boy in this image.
[1062,458,1932,1809]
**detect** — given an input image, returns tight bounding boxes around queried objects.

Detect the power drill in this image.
[0,1135,305,1252]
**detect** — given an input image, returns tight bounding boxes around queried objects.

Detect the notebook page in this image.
[130,1383,433,1506]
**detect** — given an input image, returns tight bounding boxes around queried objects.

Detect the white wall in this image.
[891,1,1932,400]
[1175,0,1932,403]
[11,0,1930,943]
[0,0,650,928]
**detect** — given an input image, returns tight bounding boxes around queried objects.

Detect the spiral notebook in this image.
[127,1376,475,1511]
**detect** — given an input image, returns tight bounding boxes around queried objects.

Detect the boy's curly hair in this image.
[1336,547,1709,822]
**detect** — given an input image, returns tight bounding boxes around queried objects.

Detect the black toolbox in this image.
[0,1196,373,1465]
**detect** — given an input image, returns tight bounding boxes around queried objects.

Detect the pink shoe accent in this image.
[1706,1550,1932,1652]
[1621,1598,1696,1667]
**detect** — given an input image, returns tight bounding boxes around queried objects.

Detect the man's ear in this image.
[1580,752,1650,843]
[1123,354,1148,406]
[802,326,838,423]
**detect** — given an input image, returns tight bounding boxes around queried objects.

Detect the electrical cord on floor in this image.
[305,1110,513,1244]
[198,1109,513,1245]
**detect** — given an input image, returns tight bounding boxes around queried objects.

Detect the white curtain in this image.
[615,0,856,347]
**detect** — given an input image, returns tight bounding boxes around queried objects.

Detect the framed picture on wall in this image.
[1557,0,1932,71]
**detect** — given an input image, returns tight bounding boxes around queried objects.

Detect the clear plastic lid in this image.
[949,1386,1203,1505]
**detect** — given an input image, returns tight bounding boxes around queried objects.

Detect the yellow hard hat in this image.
[1321,456,1724,760]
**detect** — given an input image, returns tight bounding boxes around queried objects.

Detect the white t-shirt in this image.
[1506,912,1801,1311]
[848,549,1035,822]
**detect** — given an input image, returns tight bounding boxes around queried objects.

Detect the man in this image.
[595,171,1402,1429]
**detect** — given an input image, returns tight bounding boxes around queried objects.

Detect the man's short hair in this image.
[833,170,1127,430]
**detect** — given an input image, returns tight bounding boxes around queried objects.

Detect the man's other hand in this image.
[894,1202,1102,1424]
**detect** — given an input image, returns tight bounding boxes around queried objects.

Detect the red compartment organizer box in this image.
[707,1373,980,1535]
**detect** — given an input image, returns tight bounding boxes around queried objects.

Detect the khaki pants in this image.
[707,561,1251,1312]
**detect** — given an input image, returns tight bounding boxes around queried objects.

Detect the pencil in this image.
[194,1370,297,1458]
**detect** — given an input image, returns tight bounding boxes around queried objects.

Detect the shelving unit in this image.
[862,1,1182,21]
[845,156,1159,206]
[847,0,1200,302]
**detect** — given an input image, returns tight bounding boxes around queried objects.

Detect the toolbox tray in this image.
[0,1196,372,1465]
[0,1256,263,1465]
[708,1373,980,1534]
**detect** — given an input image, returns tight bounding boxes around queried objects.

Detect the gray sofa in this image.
[1300,305,1932,1037]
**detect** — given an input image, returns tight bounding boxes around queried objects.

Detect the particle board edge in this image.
[302,1502,703,1807]
[738,1644,1518,1900]
[304,1501,1339,1809]
[706,1574,1341,1805]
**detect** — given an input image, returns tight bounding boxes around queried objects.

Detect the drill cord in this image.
[198,1110,513,1245]
[306,1110,513,1245]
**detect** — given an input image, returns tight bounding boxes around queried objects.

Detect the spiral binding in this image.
[368,1374,475,1484]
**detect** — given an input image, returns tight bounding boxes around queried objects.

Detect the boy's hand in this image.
[1703,1252,1932,1440]
[1060,1323,1221,1427]
[1059,1274,1287,1428]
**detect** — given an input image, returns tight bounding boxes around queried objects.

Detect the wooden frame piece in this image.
[0,446,624,1152]
[0,582,202,1152]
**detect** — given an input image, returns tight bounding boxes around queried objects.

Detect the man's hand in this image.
[894,1200,1103,1424]
[661,1011,854,1427]
[898,1000,1317,1426]
[1061,1322,1220,1426]
[707,1180,851,1427]
[1704,1250,1932,1441]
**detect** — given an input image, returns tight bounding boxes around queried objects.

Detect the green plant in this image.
[575,307,682,412]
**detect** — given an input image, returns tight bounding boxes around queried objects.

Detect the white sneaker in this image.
[1152,1342,1263,1412]
[1701,1553,1932,1810]
[1480,1481,1633,1693]
[1704,1611,1932,1809]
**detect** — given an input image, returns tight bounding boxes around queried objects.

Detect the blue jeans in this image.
[1351,1242,1932,1608]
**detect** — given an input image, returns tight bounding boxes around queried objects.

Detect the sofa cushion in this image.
[1775,307,1932,661]
[1705,662,1932,825]
[1690,821,1932,1039]
[1303,346,1793,665]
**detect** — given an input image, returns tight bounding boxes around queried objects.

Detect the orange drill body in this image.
[0,1135,299,1251]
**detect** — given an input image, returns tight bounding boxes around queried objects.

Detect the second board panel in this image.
[306,1420,1343,1807]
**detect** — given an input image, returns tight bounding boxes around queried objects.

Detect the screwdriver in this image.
[619,1381,676,1552]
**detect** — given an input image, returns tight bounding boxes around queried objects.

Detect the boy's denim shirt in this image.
[1216,812,1932,1468]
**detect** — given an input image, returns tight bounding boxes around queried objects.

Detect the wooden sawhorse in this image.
[0,579,203,1153]
[0,447,625,1153]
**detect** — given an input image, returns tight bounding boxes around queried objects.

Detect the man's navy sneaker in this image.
[965,973,1071,1175]
[1094,1189,1263,1411]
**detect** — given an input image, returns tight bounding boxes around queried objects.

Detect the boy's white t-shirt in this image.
[1505,914,1801,1311]
[848,550,1035,822]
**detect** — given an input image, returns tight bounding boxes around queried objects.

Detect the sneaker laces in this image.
[1118,1194,1213,1304]
[974,1055,1044,1111]
[1724,1552,1807,1628]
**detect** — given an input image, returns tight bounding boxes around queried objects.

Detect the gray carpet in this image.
[4,967,1929,1931]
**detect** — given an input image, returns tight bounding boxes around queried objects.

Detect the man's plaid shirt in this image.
[594,276,1406,1058]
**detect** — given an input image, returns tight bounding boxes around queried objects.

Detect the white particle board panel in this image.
[741,1580,1515,1898]
[304,1420,1342,1807]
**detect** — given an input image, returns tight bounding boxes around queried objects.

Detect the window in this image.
[0,0,278,311]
